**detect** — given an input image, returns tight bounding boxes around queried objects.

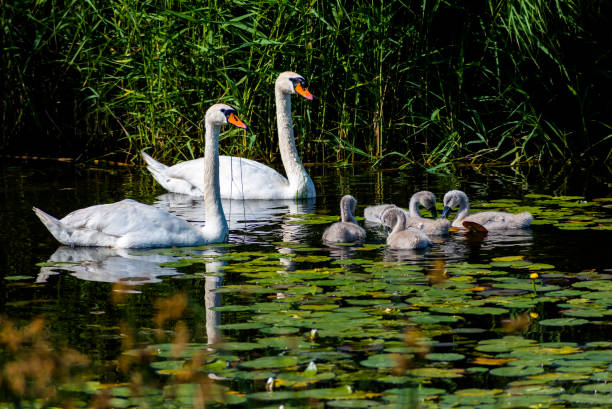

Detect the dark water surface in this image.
[1,160,611,407]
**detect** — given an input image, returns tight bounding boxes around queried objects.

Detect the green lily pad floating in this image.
[286,214,340,225]
[560,393,612,404]
[217,322,265,330]
[490,365,544,377]
[360,354,403,369]
[3,275,34,281]
[581,383,612,393]
[425,353,465,361]
[292,255,332,263]
[247,391,298,401]
[210,305,252,312]
[299,304,339,311]
[240,355,299,369]
[211,342,262,351]
[491,282,560,292]
[257,336,311,350]
[538,318,590,326]
[409,315,460,324]
[408,367,464,378]
[259,326,300,335]
[326,399,379,408]
[476,336,537,353]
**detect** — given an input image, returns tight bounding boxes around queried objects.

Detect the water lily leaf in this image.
[425,353,464,361]
[217,322,265,330]
[409,315,460,324]
[259,326,300,335]
[326,399,379,408]
[490,365,544,377]
[240,355,298,369]
[360,354,403,369]
[538,318,589,326]
[491,256,524,262]
[408,368,465,378]
[581,383,612,393]
[247,391,298,401]
[561,393,612,404]
[211,342,262,351]
[210,305,252,312]
[4,276,34,281]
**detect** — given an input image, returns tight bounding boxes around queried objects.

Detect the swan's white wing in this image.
[158,156,290,199]
[218,156,290,199]
[59,199,205,248]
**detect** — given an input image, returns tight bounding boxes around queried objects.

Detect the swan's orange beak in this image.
[295,83,314,100]
[228,112,247,129]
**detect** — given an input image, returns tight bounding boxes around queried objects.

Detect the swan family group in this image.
[33,71,532,250]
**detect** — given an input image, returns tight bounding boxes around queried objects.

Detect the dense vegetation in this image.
[2,0,611,167]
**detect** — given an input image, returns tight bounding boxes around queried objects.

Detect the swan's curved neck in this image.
[276,89,315,198]
[391,211,406,234]
[408,195,422,218]
[340,198,357,224]
[202,122,228,242]
[454,195,470,224]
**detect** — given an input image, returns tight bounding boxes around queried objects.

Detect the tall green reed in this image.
[1,0,610,166]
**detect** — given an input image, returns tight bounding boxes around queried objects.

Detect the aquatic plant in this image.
[2,0,611,165]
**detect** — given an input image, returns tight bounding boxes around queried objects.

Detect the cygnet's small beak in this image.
[441,206,451,219]
[430,207,438,218]
[295,82,314,100]
[228,112,247,129]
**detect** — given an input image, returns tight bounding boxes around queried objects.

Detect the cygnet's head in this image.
[441,190,468,218]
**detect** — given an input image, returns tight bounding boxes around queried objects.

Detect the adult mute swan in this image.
[322,195,366,243]
[364,191,450,235]
[381,207,432,250]
[141,71,315,200]
[32,104,247,248]
[441,190,533,230]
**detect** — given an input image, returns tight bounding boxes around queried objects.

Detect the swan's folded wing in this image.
[60,199,191,237]
[218,156,290,199]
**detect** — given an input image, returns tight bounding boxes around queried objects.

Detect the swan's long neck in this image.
[276,89,315,199]
[202,122,228,242]
[340,197,357,224]
[454,194,470,224]
[408,195,422,218]
[390,213,404,234]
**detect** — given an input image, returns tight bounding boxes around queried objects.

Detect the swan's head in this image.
[381,207,406,232]
[413,190,437,217]
[206,103,247,129]
[276,71,313,100]
[441,190,468,218]
[340,195,357,215]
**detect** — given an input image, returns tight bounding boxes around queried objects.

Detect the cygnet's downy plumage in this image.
[381,207,432,250]
[441,190,533,230]
[364,191,450,235]
[322,195,366,243]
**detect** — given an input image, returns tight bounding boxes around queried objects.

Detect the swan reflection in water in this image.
[37,245,227,346]
[36,246,183,285]
[153,193,316,245]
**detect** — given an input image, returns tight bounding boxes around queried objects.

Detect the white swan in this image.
[364,191,450,235]
[32,104,247,248]
[141,71,315,200]
[322,195,366,243]
[381,207,432,250]
[441,190,533,229]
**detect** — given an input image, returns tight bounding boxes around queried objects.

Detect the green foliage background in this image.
[2,0,611,166]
